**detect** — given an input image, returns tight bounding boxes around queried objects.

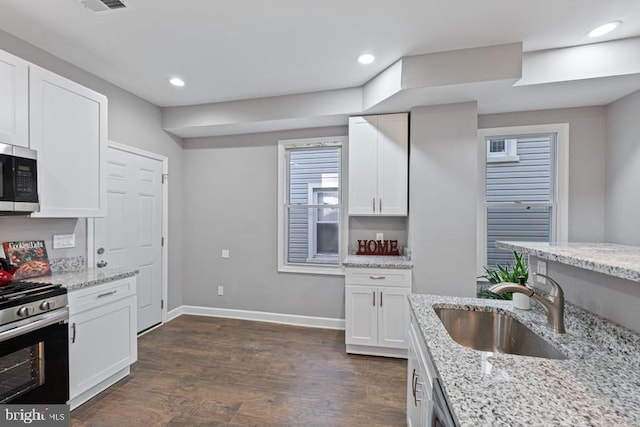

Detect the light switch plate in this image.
[221,249,230,258]
[53,234,75,249]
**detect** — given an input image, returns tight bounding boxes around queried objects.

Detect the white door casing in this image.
[91,142,167,332]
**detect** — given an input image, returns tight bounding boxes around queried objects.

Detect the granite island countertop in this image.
[409,293,640,426]
[24,266,139,291]
[497,241,640,282]
[342,255,413,269]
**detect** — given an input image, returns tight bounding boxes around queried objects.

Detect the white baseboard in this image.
[167,305,345,330]
[167,306,184,322]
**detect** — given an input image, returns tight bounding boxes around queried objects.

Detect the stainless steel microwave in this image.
[0,143,39,214]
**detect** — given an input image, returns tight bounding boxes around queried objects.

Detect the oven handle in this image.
[0,308,69,343]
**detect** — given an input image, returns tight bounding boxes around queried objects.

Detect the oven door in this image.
[0,309,69,404]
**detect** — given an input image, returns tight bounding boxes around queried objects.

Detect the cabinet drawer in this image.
[69,277,136,314]
[345,268,411,287]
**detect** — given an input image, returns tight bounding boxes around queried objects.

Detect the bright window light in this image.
[588,21,621,38]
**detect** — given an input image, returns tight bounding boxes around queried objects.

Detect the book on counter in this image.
[2,240,52,279]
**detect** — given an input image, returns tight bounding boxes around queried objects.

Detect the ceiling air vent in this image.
[79,0,131,14]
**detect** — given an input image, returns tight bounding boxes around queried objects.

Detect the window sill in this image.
[487,155,520,163]
[278,264,345,276]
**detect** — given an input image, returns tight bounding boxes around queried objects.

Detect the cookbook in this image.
[2,240,52,279]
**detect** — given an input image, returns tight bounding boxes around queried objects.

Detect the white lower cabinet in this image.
[68,277,137,409]
[345,268,411,358]
[407,310,436,427]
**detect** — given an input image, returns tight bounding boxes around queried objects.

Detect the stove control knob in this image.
[17,306,33,317]
[40,301,54,311]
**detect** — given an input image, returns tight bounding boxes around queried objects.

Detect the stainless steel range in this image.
[0,281,69,404]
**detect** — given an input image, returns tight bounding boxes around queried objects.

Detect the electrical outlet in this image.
[375,233,384,241]
[52,234,76,249]
[217,286,224,296]
[536,260,547,284]
[221,249,230,258]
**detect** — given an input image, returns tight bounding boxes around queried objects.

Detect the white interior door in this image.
[94,145,163,332]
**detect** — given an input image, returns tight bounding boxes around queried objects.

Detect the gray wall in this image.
[479,107,607,242]
[0,30,185,310]
[409,102,479,297]
[605,89,640,246]
[183,127,348,319]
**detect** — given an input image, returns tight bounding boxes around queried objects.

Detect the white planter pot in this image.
[513,292,530,310]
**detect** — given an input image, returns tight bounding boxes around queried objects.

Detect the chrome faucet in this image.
[489,273,566,334]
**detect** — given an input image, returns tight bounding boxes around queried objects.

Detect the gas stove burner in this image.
[0,281,67,328]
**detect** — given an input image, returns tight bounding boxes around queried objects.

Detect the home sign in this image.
[356,239,400,256]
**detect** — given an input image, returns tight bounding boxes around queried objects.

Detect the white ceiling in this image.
[1,0,640,108]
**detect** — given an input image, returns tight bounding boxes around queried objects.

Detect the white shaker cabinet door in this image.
[345,285,378,346]
[69,294,137,401]
[377,113,408,216]
[0,49,28,147]
[348,116,379,215]
[378,286,410,349]
[29,65,107,217]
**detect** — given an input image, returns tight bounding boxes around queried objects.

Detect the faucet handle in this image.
[533,273,564,298]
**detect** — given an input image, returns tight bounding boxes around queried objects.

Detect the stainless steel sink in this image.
[433,306,567,359]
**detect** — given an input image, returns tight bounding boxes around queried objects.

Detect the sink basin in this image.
[433,306,566,359]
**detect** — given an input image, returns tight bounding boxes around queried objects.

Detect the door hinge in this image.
[162,174,169,184]
[161,299,164,309]
[161,237,164,246]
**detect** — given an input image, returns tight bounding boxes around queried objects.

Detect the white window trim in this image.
[476,124,569,276]
[277,136,347,276]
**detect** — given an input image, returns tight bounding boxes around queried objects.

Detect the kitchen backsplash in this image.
[50,256,86,272]
[0,217,86,260]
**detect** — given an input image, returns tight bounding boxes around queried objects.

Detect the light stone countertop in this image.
[409,293,640,426]
[342,255,413,269]
[497,241,640,282]
[24,267,139,291]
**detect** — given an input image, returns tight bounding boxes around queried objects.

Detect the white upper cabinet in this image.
[29,65,107,217]
[0,49,29,147]
[348,113,408,216]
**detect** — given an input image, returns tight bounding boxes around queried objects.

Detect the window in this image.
[278,136,346,275]
[487,138,519,162]
[477,125,569,272]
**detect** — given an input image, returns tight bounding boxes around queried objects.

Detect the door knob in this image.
[96,260,108,268]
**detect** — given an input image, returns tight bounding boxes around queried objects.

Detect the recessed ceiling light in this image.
[169,77,185,87]
[358,53,375,65]
[588,21,622,38]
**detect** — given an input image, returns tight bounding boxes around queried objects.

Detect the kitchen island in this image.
[408,293,640,426]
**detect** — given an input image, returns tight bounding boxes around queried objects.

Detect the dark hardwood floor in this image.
[71,315,407,426]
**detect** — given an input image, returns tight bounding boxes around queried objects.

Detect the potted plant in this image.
[479,251,528,300]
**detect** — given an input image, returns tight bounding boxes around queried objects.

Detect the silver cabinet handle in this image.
[97,290,117,298]
[379,198,382,212]
[372,198,375,212]
[372,291,376,306]
[380,291,383,306]
[369,275,386,280]
[71,322,76,344]
[96,260,108,268]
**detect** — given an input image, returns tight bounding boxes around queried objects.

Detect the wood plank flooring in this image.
[71,315,407,426]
